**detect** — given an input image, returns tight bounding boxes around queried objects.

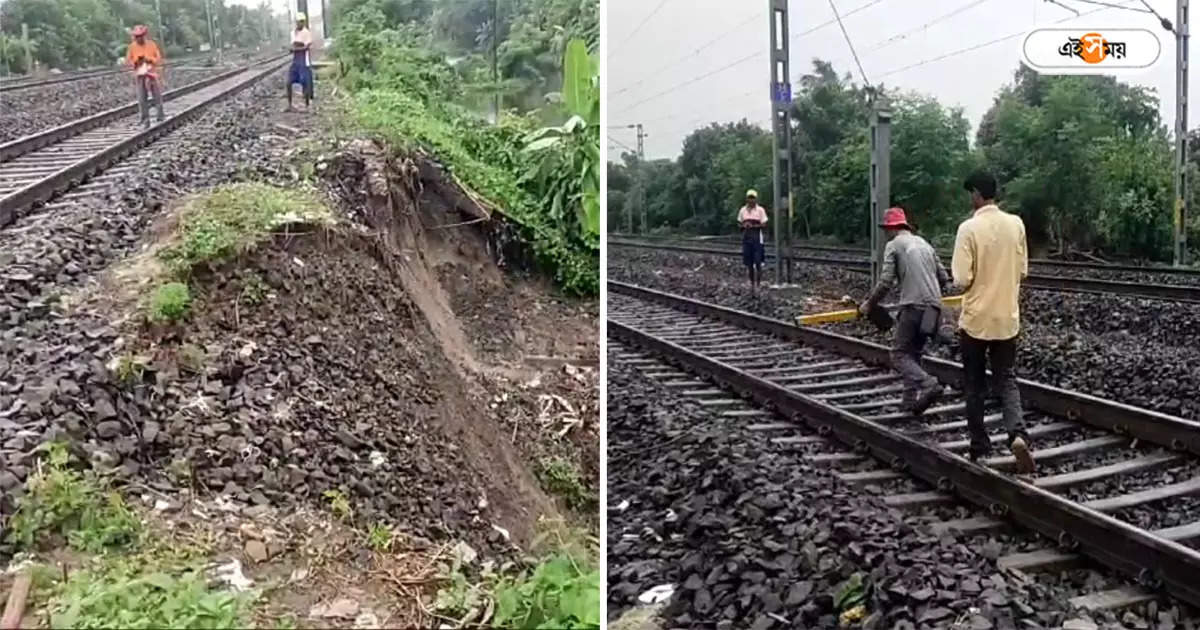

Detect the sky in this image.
[606,0,1183,159]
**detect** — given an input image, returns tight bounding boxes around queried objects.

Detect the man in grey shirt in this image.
[859,207,950,416]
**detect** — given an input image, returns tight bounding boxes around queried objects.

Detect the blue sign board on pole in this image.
[772,81,792,105]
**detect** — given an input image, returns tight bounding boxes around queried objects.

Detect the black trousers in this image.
[960,332,1028,457]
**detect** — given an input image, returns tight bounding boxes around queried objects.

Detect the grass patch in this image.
[535,456,596,513]
[6,443,141,553]
[146,282,191,323]
[111,353,148,386]
[158,182,331,275]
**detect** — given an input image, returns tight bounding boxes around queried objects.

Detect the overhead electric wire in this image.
[639,0,990,132]
[608,135,639,155]
[827,0,873,89]
[875,0,1138,80]
[610,0,886,108]
[610,11,764,99]
[613,0,673,53]
[865,0,993,54]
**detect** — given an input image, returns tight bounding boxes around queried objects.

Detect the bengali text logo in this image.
[1021,28,1160,74]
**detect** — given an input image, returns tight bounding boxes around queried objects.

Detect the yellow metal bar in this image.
[796,295,963,326]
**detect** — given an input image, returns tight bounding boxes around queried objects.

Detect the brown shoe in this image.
[1010,437,1035,475]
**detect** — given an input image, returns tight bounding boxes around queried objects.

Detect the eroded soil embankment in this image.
[2,139,597,561]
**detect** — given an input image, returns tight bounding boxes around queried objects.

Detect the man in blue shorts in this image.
[287,13,313,112]
[737,190,768,292]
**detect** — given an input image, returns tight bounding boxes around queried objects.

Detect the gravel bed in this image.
[0,67,229,143]
[606,354,1176,629]
[610,247,1200,422]
[1,72,296,504]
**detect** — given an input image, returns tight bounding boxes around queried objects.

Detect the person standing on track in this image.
[287,13,314,112]
[737,190,768,292]
[858,207,949,416]
[952,172,1036,475]
[126,25,165,127]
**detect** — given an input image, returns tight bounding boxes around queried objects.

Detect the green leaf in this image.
[562,39,591,121]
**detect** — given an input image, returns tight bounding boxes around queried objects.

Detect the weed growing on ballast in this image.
[147,282,191,323]
[239,272,269,305]
[366,523,393,552]
[6,443,141,552]
[112,353,147,386]
[322,488,353,522]
[535,456,596,513]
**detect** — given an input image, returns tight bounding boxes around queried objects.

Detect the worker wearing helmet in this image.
[126,25,165,126]
[737,190,768,292]
[858,207,950,417]
[288,13,314,111]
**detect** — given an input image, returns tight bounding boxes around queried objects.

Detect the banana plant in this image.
[522,38,599,248]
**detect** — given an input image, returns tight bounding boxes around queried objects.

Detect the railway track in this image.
[609,238,1200,302]
[0,55,288,229]
[608,280,1200,612]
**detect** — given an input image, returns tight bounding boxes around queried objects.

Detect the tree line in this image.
[0,0,282,74]
[609,61,1200,262]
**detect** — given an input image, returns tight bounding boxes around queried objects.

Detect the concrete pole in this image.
[869,94,892,287]
[769,0,794,284]
[1175,0,1191,267]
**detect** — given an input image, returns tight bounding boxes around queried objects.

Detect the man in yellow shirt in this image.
[951,172,1035,474]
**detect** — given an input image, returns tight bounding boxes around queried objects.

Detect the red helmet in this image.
[132,24,148,37]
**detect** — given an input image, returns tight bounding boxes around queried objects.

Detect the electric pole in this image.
[1175,0,1190,267]
[636,124,647,233]
[492,0,500,121]
[21,23,30,75]
[869,93,892,288]
[768,0,794,285]
[154,0,164,49]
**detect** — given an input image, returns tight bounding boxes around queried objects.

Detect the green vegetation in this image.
[6,443,141,553]
[0,0,281,74]
[322,488,353,522]
[535,456,595,513]
[615,62,1200,263]
[492,553,600,628]
[159,183,331,275]
[239,272,269,305]
[46,558,249,629]
[146,282,191,323]
[334,0,599,295]
[435,522,599,629]
[366,523,393,552]
[112,353,147,386]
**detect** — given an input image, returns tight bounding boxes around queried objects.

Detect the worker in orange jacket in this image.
[126,25,165,127]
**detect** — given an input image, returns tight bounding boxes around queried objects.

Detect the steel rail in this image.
[608,282,1200,608]
[609,239,1200,302]
[0,57,289,229]
[610,234,1200,278]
